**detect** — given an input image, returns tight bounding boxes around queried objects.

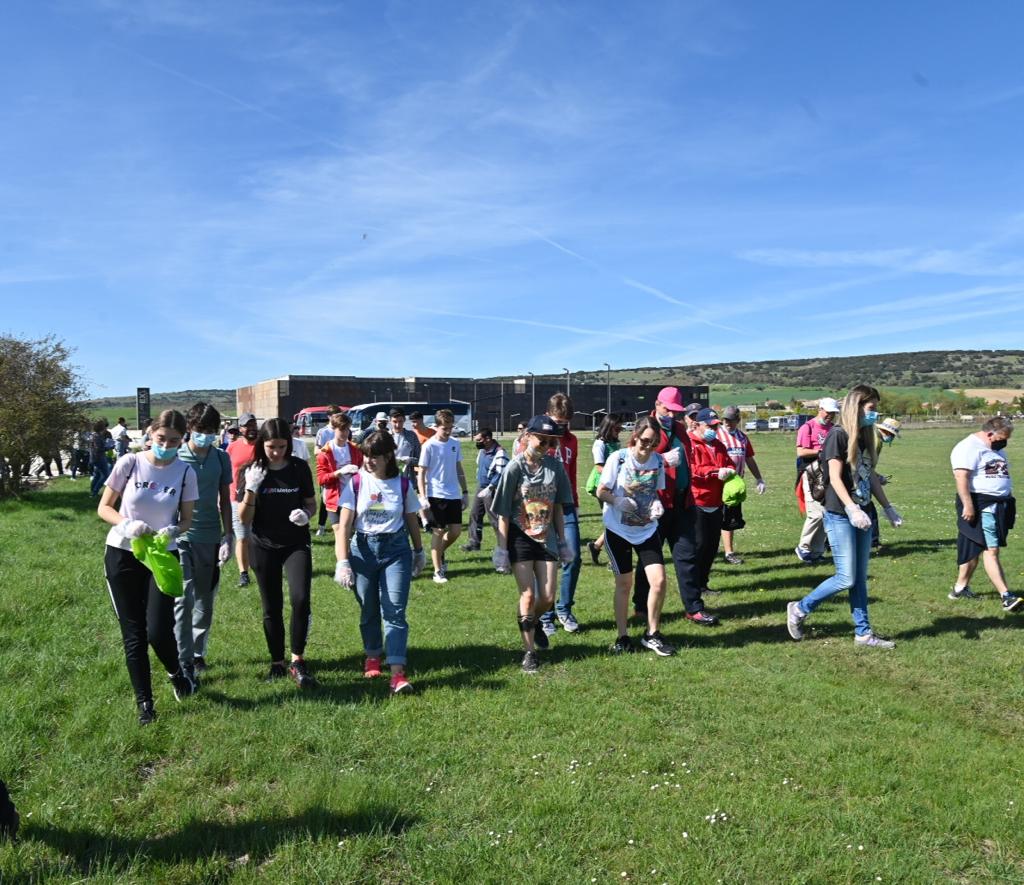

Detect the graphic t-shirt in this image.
[179,444,231,544]
[950,435,1012,499]
[493,454,573,551]
[419,435,463,499]
[104,453,199,551]
[245,456,315,549]
[339,471,419,534]
[599,449,666,544]
[717,426,755,476]
[797,418,833,453]
[822,428,873,514]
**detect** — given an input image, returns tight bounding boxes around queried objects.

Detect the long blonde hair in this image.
[840,384,880,471]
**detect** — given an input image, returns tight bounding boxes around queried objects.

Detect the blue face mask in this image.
[191,432,217,448]
[702,429,718,442]
[860,411,878,427]
[658,414,673,429]
[152,443,179,460]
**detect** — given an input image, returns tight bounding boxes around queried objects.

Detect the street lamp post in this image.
[603,362,611,417]
[447,381,453,400]
[500,381,505,434]
[563,367,570,396]
[528,371,535,418]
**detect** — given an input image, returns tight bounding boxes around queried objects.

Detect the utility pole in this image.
[604,362,611,416]
[528,371,535,418]
[563,367,570,396]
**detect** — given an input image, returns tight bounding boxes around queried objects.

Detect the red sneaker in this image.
[685,610,720,627]
[390,673,413,695]
[363,657,383,678]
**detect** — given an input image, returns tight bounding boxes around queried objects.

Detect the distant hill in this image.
[83,389,236,418]
[563,351,1024,390]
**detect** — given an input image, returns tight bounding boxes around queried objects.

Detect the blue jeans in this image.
[90,457,111,497]
[351,530,412,665]
[541,505,582,623]
[797,510,872,636]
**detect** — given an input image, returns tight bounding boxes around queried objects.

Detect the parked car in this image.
[745,419,769,432]
[767,416,783,430]
[782,414,809,431]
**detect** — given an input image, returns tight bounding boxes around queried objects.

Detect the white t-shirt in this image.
[291,438,309,461]
[339,471,419,534]
[419,435,463,499]
[599,449,665,544]
[950,434,1011,498]
[104,453,199,551]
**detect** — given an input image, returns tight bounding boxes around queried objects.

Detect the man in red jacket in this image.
[687,408,737,598]
[632,388,720,626]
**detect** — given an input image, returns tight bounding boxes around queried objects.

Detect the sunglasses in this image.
[636,435,658,448]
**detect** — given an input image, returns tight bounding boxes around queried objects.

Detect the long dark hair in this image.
[629,415,661,448]
[359,431,398,479]
[596,414,622,443]
[253,418,292,469]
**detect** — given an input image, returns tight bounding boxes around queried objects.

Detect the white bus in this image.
[346,401,472,441]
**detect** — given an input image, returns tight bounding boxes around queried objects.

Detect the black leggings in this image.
[104,545,180,704]
[250,542,313,661]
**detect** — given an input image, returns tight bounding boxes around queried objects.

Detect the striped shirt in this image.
[716,426,755,476]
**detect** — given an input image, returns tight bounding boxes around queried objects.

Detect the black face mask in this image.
[991,438,1008,451]
[474,441,485,450]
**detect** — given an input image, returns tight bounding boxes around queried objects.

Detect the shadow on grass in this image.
[28,805,416,876]
[893,614,1024,641]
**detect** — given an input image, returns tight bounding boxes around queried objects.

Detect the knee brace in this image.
[517,614,537,633]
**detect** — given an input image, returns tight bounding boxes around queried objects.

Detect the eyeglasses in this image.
[636,436,657,448]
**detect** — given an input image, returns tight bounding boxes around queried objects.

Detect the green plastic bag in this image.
[130,533,184,597]
[722,473,747,507]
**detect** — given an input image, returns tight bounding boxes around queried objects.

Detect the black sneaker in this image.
[534,621,550,650]
[685,610,720,627]
[169,670,195,702]
[137,701,157,726]
[238,571,250,588]
[460,543,480,552]
[521,650,540,674]
[289,659,319,688]
[192,655,207,674]
[640,631,677,656]
[723,552,743,565]
[265,662,288,682]
[1002,593,1023,612]
[611,635,636,654]
[587,540,601,566]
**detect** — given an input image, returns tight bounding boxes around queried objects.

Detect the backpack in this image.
[804,454,827,503]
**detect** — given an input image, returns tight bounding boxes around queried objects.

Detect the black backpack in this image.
[804,454,828,503]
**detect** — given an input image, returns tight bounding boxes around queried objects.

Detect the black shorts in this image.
[722,503,745,531]
[327,508,343,526]
[606,528,664,576]
[508,522,556,564]
[427,497,462,529]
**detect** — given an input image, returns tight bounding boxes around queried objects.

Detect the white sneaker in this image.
[854,633,895,649]
[432,571,448,585]
[315,527,326,537]
[786,601,806,641]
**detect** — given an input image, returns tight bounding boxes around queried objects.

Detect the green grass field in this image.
[2,430,1022,882]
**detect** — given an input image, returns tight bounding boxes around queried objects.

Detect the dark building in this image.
[238,375,709,432]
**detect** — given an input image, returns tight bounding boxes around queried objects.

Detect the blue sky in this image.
[4,1,1024,398]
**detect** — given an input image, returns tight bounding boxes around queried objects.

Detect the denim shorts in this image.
[982,508,999,548]
[230,501,250,540]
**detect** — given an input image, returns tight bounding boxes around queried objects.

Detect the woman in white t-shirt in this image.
[336,432,427,694]
[97,409,199,725]
[585,414,622,566]
[596,416,675,657]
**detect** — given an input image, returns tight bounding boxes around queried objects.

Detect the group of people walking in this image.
[95,383,1017,717]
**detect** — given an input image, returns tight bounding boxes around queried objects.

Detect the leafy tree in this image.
[0,335,88,496]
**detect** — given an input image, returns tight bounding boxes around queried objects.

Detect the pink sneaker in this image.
[363,657,382,678]
[390,673,413,695]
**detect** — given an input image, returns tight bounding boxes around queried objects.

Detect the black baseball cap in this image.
[525,415,564,437]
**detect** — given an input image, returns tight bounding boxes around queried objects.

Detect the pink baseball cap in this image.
[656,386,685,412]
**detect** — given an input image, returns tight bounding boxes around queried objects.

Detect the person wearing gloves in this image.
[491,415,574,674]
[685,408,737,607]
[314,412,364,582]
[596,416,675,656]
[237,418,319,687]
[786,385,903,648]
[717,405,767,565]
[416,409,469,585]
[794,398,840,562]
[462,427,508,553]
[174,402,234,683]
[388,408,422,480]
[97,409,199,725]
[335,431,427,694]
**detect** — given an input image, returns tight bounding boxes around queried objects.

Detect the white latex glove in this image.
[492,547,511,574]
[477,485,494,501]
[118,519,153,539]
[244,464,267,493]
[156,525,181,540]
[411,548,427,577]
[557,539,574,565]
[218,534,233,565]
[717,467,736,481]
[845,503,872,531]
[612,495,638,514]
[756,480,767,495]
[418,494,431,511]
[289,509,310,526]
[650,499,665,520]
[396,456,410,471]
[461,492,469,508]
[662,447,681,468]
[883,505,904,528]
[336,560,354,588]
[338,464,359,476]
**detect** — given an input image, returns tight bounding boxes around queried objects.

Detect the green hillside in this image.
[83,389,236,423]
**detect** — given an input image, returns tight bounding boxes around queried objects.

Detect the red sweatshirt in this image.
[550,431,579,507]
[646,410,693,509]
[686,431,734,508]
[315,442,364,512]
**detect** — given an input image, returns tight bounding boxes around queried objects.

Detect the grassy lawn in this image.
[1,429,1022,882]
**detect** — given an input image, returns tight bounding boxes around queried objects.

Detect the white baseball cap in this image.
[819,397,841,413]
